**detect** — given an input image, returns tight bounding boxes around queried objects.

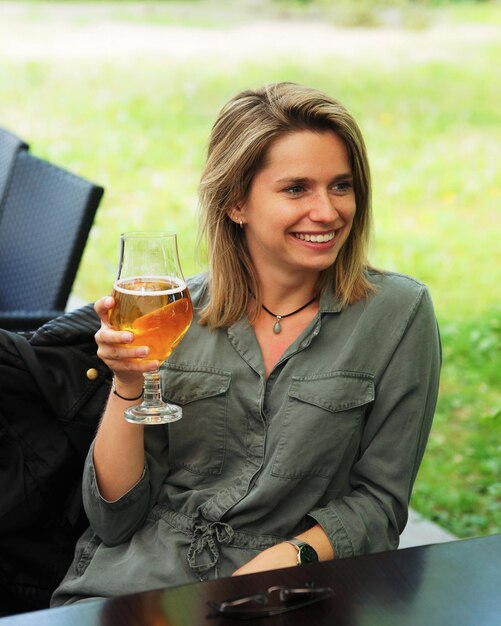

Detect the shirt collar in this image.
[319,284,343,314]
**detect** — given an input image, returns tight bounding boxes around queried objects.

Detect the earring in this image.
[239,219,243,229]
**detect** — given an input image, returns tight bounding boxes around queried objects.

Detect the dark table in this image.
[3,534,500,626]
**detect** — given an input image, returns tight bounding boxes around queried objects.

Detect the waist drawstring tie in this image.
[187,520,234,580]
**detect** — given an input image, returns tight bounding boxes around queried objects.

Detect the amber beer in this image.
[109,276,193,363]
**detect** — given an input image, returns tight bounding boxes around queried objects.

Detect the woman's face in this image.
[236,130,356,283]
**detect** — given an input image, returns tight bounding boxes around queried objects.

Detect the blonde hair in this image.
[198,82,375,329]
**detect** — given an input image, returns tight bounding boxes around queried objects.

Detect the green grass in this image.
[0,1,499,538]
[414,310,501,537]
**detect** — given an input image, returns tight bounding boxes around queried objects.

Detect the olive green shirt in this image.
[52,270,441,605]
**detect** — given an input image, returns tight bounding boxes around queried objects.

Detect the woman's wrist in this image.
[285,538,319,565]
[111,377,144,402]
[292,525,335,561]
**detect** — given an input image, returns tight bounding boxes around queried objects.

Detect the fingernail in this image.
[104,297,114,307]
[122,332,133,343]
[136,347,149,357]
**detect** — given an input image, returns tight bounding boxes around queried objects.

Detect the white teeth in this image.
[294,232,335,243]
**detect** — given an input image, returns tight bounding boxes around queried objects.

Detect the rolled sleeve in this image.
[82,418,171,546]
[310,287,441,558]
[82,441,150,546]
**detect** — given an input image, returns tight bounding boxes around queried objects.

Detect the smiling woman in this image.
[51,82,441,606]
[232,131,356,286]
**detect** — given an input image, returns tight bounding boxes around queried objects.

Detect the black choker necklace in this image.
[262,297,316,334]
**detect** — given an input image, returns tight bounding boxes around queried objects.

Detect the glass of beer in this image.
[108,232,193,424]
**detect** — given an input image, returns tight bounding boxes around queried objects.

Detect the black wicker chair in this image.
[0,128,28,200]
[0,128,104,332]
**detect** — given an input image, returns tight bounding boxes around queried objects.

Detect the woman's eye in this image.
[284,185,304,195]
[332,181,353,193]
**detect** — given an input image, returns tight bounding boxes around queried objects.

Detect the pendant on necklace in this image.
[273,316,282,334]
[261,297,317,335]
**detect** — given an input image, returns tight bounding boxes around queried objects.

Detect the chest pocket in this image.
[161,363,231,475]
[271,371,374,479]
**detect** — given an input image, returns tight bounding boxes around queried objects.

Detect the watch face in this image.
[298,543,318,564]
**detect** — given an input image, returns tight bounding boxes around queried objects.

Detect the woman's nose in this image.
[309,191,338,222]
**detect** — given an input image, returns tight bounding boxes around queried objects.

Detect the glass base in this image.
[124,402,182,425]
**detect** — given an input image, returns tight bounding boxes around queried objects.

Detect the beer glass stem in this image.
[142,370,163,406]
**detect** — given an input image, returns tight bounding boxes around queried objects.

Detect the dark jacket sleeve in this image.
[0,305,111,610]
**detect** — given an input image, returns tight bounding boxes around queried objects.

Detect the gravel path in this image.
[0,2,498,64]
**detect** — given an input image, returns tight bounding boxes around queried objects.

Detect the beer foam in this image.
[114,275,187,296]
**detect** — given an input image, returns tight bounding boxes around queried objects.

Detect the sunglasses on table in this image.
[207,583,334,619]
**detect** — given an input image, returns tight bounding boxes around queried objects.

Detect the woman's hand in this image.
[94,296,157,390]
[232,543,297,576]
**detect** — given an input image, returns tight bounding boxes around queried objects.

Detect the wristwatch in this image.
[286,539,319,565]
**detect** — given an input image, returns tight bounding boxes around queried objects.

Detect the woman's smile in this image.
[292,230,337,244]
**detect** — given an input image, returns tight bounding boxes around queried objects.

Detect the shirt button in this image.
[86,368,99,381]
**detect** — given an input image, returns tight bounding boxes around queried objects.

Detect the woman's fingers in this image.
[94,296,138,344]
[93,298,157,374]
[94,296,115,325]
[97,343,149,362]
[102,355,158,374]
[97,344,158,380]
[96,332,156,368]
[95,326,133,346]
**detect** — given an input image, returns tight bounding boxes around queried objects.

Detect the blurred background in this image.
[0,0,499,540]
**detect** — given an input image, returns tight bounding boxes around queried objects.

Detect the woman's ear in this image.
[227,206,246,228]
